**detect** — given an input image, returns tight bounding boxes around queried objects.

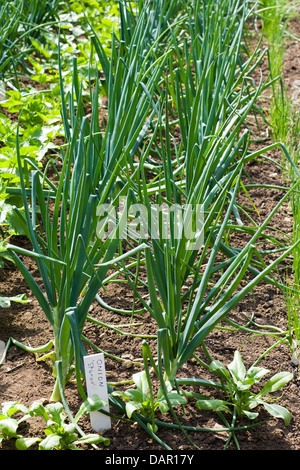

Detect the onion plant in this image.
[284,160,300,370]
[4,0,174,403]
[260,0,300,371]
[0,0,62,77]
[89,0,181,181]
[123,0,300,392]
[0,1,31,76]
[5,105,128,403]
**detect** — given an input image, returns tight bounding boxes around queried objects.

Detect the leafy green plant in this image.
[0,89,63,212]
[0,396,109,450]
[1,87,62,129]
[112,370,186,433]
[195,351,293,438]
[70,0,120,55]
[0,401,28,443]
[15,395,110,450]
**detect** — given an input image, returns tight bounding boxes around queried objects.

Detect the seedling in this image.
[112,371,186,433]
[196,350,293,425]
[0,401,28,443]
[15,395,110,450]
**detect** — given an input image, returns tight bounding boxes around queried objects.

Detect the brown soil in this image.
[1,16,300,454]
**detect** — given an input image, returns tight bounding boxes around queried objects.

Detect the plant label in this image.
[83,353,111,433]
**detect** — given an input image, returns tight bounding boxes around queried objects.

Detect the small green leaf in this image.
[39,433,62,450]
[196,399,231,413]
[74,433,110,446]
[125,401,142,418]
[259,372,293,397]
[242,409,259,420]
[262,402,291,426]
[74,394,107,423]
[235,378,255,391]
[15,437,41,450]
[0,418,19,439]
[228,350,246,382]
[122,389,143,403]
[1,401,28,417]
[30,40,52,59]
[209,360,231,381]
[147,422,158,433]
[28,401,49,421]
[246,366,270,383]
[45,402,64,425]
[158,401,169,414]
[157,392,186,414]
[63,423,76,435]
[133,371,149,398]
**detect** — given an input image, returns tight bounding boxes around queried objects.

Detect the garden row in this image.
[1,0,300,451]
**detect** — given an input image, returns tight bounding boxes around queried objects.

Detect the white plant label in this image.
[83,352,111,433]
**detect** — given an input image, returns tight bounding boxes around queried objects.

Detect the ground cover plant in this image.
[1,0,300,452]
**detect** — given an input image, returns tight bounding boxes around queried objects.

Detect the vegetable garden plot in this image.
[1,0,300,451]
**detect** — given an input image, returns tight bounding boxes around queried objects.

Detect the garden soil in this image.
[1,19,300,452]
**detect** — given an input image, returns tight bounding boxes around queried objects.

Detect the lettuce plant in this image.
[15,395,110,450]
[112,370,186,433]
[0,401,28,443]
[196,350,293,425]
[0,396,109,450]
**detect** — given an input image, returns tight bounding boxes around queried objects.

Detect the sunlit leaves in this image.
[196,351,293,425]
